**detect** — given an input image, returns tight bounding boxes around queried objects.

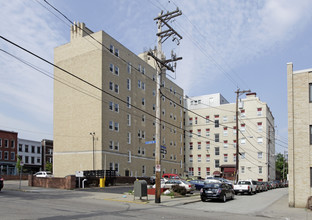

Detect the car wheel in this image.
[221,195,226,203]
[201,197,206,202]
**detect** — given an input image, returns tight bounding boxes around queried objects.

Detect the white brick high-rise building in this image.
[185,93,275,181]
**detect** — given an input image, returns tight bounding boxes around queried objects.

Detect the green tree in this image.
[275,153,288,180]
[46,162,53,172]
[16,156,22,174]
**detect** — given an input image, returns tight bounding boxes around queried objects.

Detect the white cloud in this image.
[0,0,66,139]
[170,0,312,95]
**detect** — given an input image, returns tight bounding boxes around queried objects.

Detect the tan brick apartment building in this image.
[287,62,312,208]
[53,22,184,177]
[185,93,275,181]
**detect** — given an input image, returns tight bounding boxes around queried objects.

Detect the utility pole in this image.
[149,8,182,203]
[235,89,250,183]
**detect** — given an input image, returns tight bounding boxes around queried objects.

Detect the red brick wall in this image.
[28,175,75,190]
[0,130,18,163]
[2,174,28,180]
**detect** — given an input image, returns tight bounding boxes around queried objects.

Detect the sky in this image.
[1,0,311,154]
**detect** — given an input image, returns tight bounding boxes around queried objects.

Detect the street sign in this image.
[161,145,166,149]
[20,161,24,166]
[161,149,167,154]
[156,164,161,172]
[145,140,156,144]
[75,171,84,177]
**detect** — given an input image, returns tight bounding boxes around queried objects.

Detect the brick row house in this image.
[0,130,18,175]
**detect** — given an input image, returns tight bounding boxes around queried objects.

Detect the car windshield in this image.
[238,181,251,185]
[205,183,221,188]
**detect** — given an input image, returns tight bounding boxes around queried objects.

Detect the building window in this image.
[258,152,263,159]
[109,121,113,130]
[241,124,246,132]
[197,142,201,150]
[25,156,29,163]
[189,155,193,162]
[142,98,145,106]
[127,62,131,74]
[4,151,9,160]
[114,142,119,151]
[114,48,119,57]
[127,78,131,90]
[114,103,119,112]
[127,151,131,163]
[223,116,228,122]
[215,133,219,142]
[37,146,40,154]
[233,154,236,162]
[206,167,210,176]
[310,167,312,187]
[215,120,219,128]
[110,44,114,53]
[241,138,246,144]
[109,162,114,170]
[257,108,262,116]
[310,125,312,145]
[188,167,194,176]
[223,127,228,136]
[206,142,210,150]
[224,154,228,162]
[197,129,201,136]
[152,104,155,111]
[215,159,220,168]
[215,147,220,156]
[32,146,35,153]
[189,130,193,137]
[114,84,119,93]
[127,114,131,126]
[109,82,113,91]
[257,137,263,144]
[259,166,263,174]
[19,144,23,152]
[109,101,113,110]
[206,154,210,162]
[115,163,119,173]
[127,132,131,144]
[189,142,193,150]
[11,152,15,160]
[0,138,2,147]
[223,140,228,148]
[205,129,210,137]
[4,139,8,148]
[25,145,29,152]
[241,152,245,159]
[127,96,131,108]
[198,167,201,176]
[258,122,263,132]
[195,117,198,125]
[203,116,208,125]
[197,155,202,163]
[11,140,15,148]
[240,109,245,118]
[109,141,113,150]
[241,166,245,173]
[109,63,113,72]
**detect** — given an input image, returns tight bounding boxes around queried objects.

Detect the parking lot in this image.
[184,187,288,215]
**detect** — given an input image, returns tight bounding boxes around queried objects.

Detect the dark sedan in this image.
[188,179,205,190]
[0,176,3,191]
[200,183,234,202]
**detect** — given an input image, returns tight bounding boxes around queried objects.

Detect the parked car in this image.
[256,181,263,193]
[153,179,194,193]
[233,180,257,195]
[200,183,235,202]
[188,179,205,190]
[0,176,3,191]
[162,173,180,180]
[149,176,156,185]
[34,171,52,177]
[268,181,276,189]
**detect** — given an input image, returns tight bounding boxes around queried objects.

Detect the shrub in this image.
[171,184,187,195]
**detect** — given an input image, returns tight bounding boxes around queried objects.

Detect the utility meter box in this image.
[133,180,148,200]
